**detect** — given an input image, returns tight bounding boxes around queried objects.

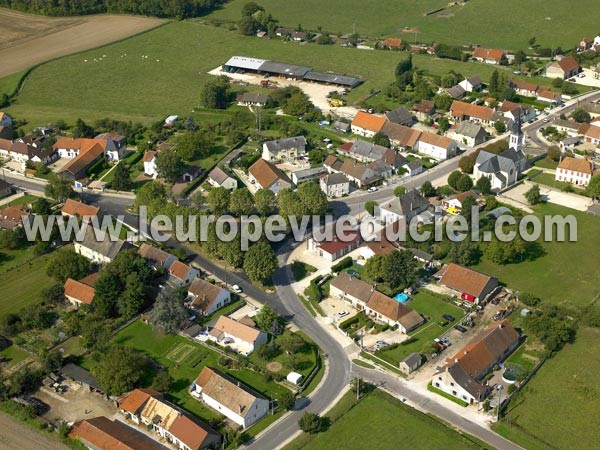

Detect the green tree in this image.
[363,254,385,282]
[365,200,378,216]
[152,370,173,392]
[118,273,146,318]
[44,173,74,202]
[547,145,561,162]
[93,270,122,317]
[393,186,407,197]
[244,241,278,283]
[241,2,264,16]
[437,117,450,133]
[134,181,167,216]
[298,413,324,434]
[155,151,184,183]
[46,248,89,283]
[587,175,600,200]
[92,345,145,396]
[283,92,313,116]
[433,93,453,111]
[514,50,527,65]
[448,241,480,266]
[475,176,492,194]
[316,34,333,45]
[207,187,231,215]
[41,283,65,304]
[448,170,462,190]
[111,163,133,191]
[279,391,296,410]
[254,304,279,332]
[277,189,305,219]
[200,76,230,109]
[229,188,255,216]
[297,181,328,215]
[456,174,474,192]
[148,286,188,333]
[488,70,499,94]
[420,181,436,197]
[571,107,591,123]
[31,198,52,215]
[189,190,205,209]
[384,250,418,289]
[372,132,390,147]
[175,131,209,161]
[255,189,276,216]
[525,184,541,205]
[494,120,507,134]
[395,54,413,89]
[279,332,304,354]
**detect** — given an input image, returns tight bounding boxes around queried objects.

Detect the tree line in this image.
[0,0,224,18]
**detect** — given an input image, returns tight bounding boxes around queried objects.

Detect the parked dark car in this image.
[454,325,467,333]
[442,314,455,322]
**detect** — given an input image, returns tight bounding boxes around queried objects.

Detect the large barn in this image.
[223,56,362,88]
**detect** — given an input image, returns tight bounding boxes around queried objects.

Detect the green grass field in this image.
[530,172,587,194]
[110,320,290,421]
[2,20,571,127]
[287,389,483,450]
[0,252,55,316]
[0,70,24,97]
[474,203,600,308]
[207,0,599,50]
[495,327,600,450]
[376,290,464,365]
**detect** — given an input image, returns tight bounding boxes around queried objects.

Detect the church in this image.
[473,116,527,191]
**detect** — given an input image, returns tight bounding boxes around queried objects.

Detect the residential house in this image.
[261,136,307,162]
[143,151,158,178]
[320,172,350,197]
[333,121,350,133]
[415,132,458,160]
[53,137,107,159]
[582,102,600,119]
[360,234,398,260]
[537,89,562,105]
[138,243,176,270]
[61,199,99,221]
[64,278,95,307]
[403,159,424,176]
[308,230,362,262]
[341,140,389,163]
[248,159,293,193]
[237,92,269,107]
[379,190,430,224]
[559,136,583,151]
[381,38,402,49]
[187,278,231,316]
[555,156,595,186]
[0,138,56,164]
[168,260,199,286]
[509,79,539,97]
[412,100,436,121]
[0,205,30,229]
[381,122,421,150]
[432,321,520,404]
[207,315,267,355]
[207,167,237,190]
[499,101,536,123]
[60,143,105,181]
[351,111,387,137]
[70,416,166,450]
[290,166,327,185]
[323,154,344,173]
[94,132,126,161]
[62,363,104,393]
[458,76,483,92]
[291,31,307,41]
[450,101,496,127]
[384,107,415,127]
[471,47,505,64]
[545,55,580,79]
[339,159,383,188]
[443,84,466,100]
[441,190,482,214]
[119,388,220,450]
[580,123,600,148]
[577,38,593,52]
[448,122,487,147]
[399,352,422,375]
[438,263,498,303]
[74,226,130,264]
[181,165,201,183]
[330,273,424,333]
[191,367,269,429]
[0,179,13,199]
[552,119,583,137]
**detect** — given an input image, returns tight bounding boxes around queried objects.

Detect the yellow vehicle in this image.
[447,206,460,215]
[329,98,346,107]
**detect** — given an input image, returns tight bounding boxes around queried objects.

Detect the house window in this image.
[463,395,467,400]
[450,382,454,387]
[438,376,442,381]
[435,382,440,387]
[452,390,457,396]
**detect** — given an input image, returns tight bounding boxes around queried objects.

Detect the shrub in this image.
[331,257,353,273]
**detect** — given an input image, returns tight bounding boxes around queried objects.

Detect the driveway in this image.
[502,180,592,212]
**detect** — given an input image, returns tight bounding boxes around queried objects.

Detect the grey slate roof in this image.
[322,172,349,186]
[384,107,414,125]
[382,190,429,216]
[263,136,307,152]
[304,71,362,87]
[62,363,103,391]
[239,92,269,104]
[208,167,233,185]
[259,61,312,77]
[77,226,129,260]
[348,140,388,160]
[402,352,422,367]
[456,122,485,139]
[405,159,423,171]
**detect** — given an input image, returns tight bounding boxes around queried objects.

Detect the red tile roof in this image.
[439,263,496,299]
[61,199,99,219]
[351,111,387,133]
[557,156,593,175]
[450,100,494,121]
[70,416,165,450]
[169,260,192,280]
[317,230,361,255]
[382,38,402,48]
[248,159,291,189]
[471,47,504,62]
[64,278,95,305]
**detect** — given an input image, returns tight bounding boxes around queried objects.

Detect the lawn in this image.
[494,327,600,450]
[376,290,464,365]
[207,0,599,51]
[532,157,558,170]
[4,20,573,128]
[291,261,317,281]
[474,203,600,308]
[6,194,42,207]
[0,70,25,97]
[0,252,55,316]
[286,389,484,450]
[0,344,32,369]
[109,320,291,422]
[529,171,587,195]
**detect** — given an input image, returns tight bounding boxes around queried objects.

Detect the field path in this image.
[0,10,165,78]
[0,412,69,450]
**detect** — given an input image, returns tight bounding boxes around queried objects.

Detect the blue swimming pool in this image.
[394,293,409,303]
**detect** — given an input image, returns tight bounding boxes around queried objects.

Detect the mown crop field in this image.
[207,0,600,50]
[495,327,600,450]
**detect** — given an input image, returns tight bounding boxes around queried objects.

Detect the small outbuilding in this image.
[286,372,303,385]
